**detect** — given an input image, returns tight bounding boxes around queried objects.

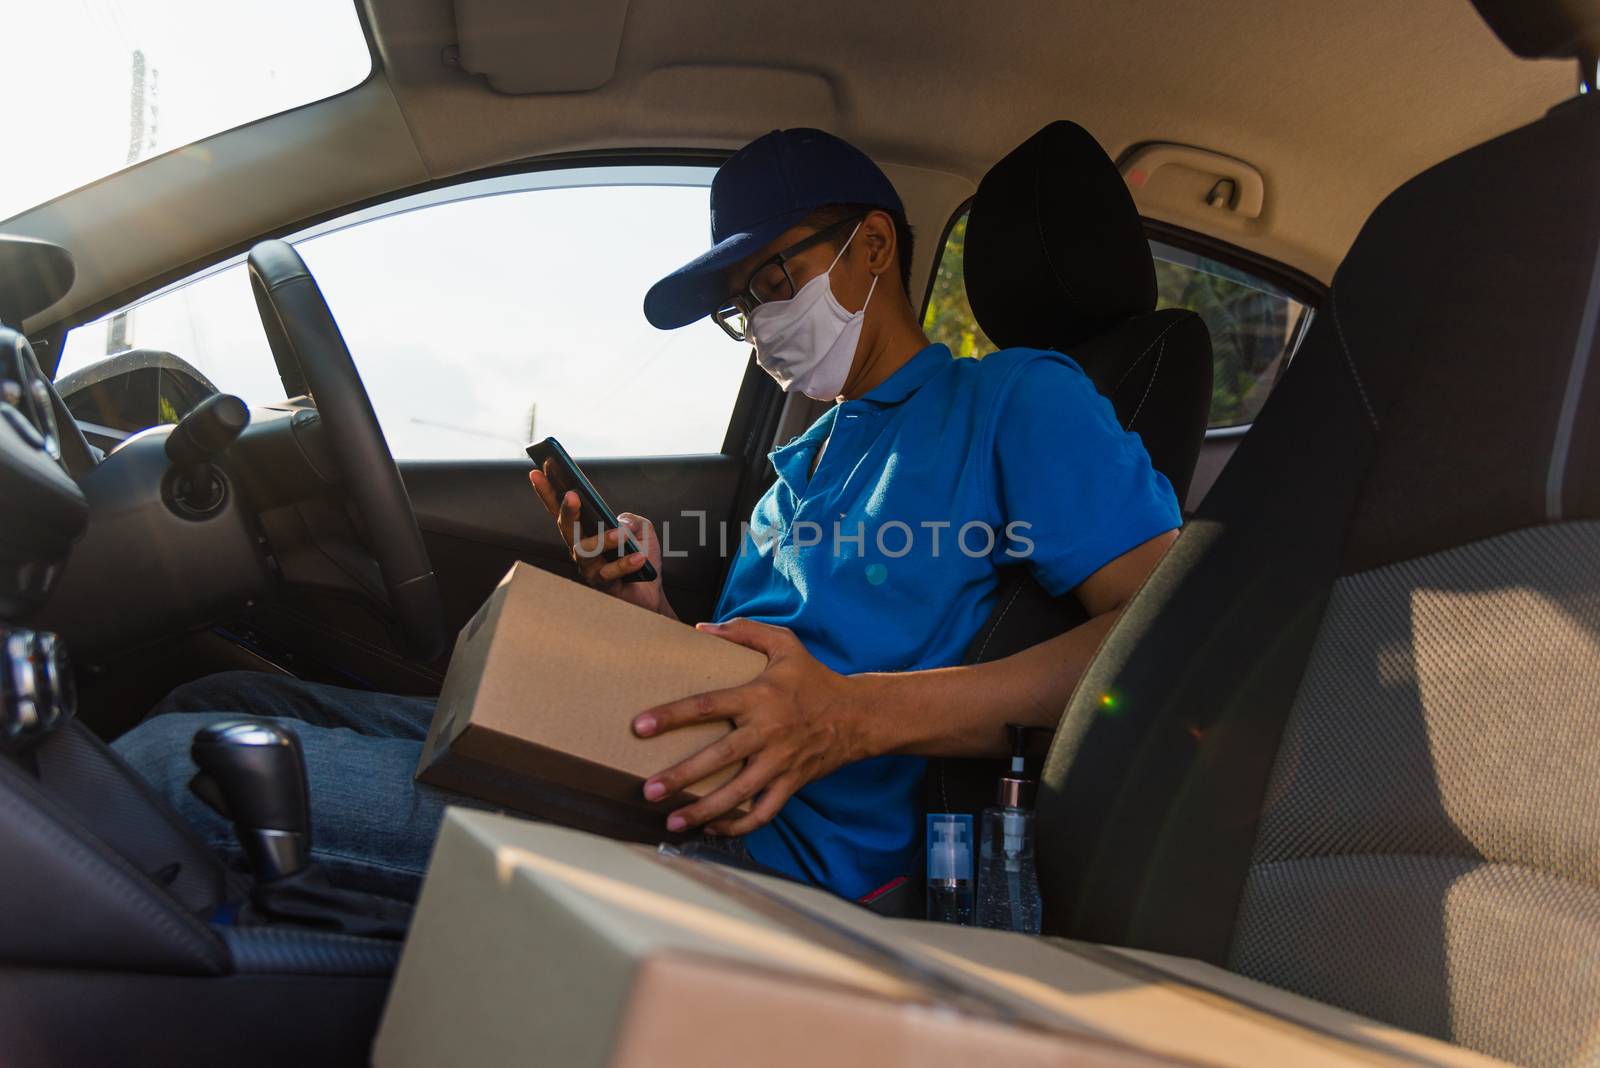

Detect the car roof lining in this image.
[6,0,1574,334]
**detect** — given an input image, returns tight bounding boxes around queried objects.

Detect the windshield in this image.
[3,0,372,221]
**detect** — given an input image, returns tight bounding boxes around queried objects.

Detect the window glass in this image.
[921,210,1313,428]
[923,213,991,358]
[7,0,372,219]
[60,267,283,417]
[57,167,746,458]
[1149,241,1311,428]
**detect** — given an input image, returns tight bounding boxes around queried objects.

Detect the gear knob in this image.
[189,720,311,882]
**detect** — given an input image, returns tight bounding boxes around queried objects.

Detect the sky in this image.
[3,0,370,219]
[10,2,747,459]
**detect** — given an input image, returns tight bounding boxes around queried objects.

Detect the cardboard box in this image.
[374,810,1510,1068]
[415,563,763,840]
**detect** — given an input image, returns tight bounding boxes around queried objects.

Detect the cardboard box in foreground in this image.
[374,810,1510,1068]
[416,563,763,840]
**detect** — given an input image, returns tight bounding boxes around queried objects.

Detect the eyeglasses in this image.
[711,215,865,341]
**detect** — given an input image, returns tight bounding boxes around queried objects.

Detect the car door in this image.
[52,163,779,691]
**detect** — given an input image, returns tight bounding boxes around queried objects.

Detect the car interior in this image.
[1,0,1597,1064]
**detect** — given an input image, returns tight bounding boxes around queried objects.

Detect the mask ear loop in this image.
[827,219,878,314]
[825,220,865,274]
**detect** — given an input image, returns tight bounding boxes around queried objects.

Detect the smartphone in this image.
[526,436,658,583]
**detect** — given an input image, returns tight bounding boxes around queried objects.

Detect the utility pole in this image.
[127,49,148,165]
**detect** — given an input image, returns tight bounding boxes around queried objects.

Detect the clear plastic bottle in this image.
[974,725,1044,934]
[925,813,974,924]
[976,805,1042,934]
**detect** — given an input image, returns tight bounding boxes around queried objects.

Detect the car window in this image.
[56,166,748,459]
[922,210,1313,428]
[1149,241,1312,427]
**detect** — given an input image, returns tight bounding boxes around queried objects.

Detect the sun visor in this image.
[452,0,630,94]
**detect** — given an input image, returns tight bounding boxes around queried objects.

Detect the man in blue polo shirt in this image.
[527,128,1179,898]
[115,128,1177,903]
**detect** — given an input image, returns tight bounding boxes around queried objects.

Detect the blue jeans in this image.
[112,671,485,900]
[113,670,750,900]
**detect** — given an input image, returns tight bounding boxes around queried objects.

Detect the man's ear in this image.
[860,210,897,279]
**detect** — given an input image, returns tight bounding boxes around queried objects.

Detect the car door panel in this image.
[401,453,744,639]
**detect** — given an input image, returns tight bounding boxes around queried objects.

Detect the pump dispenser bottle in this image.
[975,725,1043,933]
[925,813,974,924]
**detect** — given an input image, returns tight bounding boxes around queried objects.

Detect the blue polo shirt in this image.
[714,343,1180,898]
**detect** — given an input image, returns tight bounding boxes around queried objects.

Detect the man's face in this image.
[718,215,873,329]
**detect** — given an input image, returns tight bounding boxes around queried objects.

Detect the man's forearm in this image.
[848,608,1122,760]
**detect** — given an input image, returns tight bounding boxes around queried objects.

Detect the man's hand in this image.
[633,619,865,836]
[527,464,673,618]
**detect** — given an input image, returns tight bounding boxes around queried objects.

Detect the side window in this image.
[1148,241,1312,428]
[922,210,1314,428]
[56,167,745,459]
[922,212,990,358]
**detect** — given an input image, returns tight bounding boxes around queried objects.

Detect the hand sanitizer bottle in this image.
[976,725,1043,934]
[925,813,973,924]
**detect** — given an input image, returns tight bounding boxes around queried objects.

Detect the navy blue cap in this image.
[644,128,903,330]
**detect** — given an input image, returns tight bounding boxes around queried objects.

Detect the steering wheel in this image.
[246,240,445,661]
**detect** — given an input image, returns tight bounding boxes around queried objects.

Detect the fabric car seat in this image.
[1033,5,1600,1065]
[928,120,1213,820]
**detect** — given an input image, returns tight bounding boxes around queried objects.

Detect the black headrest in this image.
[0,235,74,328]
[964,121,1155,351]
[1469,0,1600,61]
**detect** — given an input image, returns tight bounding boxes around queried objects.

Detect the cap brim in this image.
[643,208,812,330]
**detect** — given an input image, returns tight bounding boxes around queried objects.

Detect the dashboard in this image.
[1,327,63,464]
[0,238,86,747]
[0,233,87,618]
[0,326,84,621]
[0,231,398,734]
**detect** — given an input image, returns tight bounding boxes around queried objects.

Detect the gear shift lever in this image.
[189,720,311,882]
[186,719,409,938]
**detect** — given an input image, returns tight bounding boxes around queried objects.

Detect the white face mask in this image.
[747,221,878,401]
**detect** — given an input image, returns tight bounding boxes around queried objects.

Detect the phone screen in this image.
[526,437,657,583]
